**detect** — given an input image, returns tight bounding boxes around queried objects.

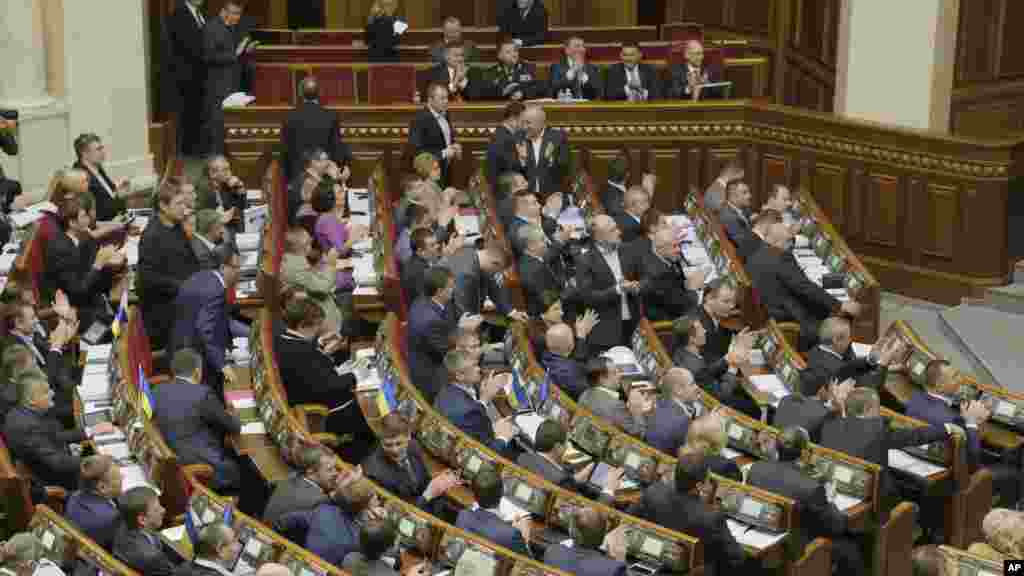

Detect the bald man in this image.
[542,323,589,400]
[635,228,703,321]
[576,215,642,351]
[518,106,569,198]
[644,368,701,456]
[256,563,293,576]
[669,40,726,100]
[281,76,353,181]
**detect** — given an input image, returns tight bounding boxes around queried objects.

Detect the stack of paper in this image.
[120,464,156,492]
[78,372,111,403]
[850,342,872,358]
[832,493,863,511]
[726,519,788,549]
[236,233,260,253]
[888,449,946,477]
[497,498,530,523]
[749,374,790,401]
[244,205,267,232]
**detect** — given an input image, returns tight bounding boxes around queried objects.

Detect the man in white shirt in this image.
[409,83,462,187]
[669,40,726,100]
[426,44,483,101]
[576,215,642,351]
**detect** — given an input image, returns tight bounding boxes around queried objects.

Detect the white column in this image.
[835,0,959,132]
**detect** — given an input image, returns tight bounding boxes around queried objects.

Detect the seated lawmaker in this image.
[72,133,129,222]
[748,427,863,576]
[4,373,113,489]
[543,508,628,576]
[578,357,653,438]
[263,445,336,527]
[288,148,329,226]
[314,181,369,293]
[113,487,177,576]
[153,349,241,491]
[362,414,460,516]
[774,370,851,443]
[65,455,122,550]
[668,40,726,100]
[277,478,384,568]
[542,323,594,401]
[430,17,481,64]
[485,39,545,101]
[627,453,746,575]
[178,522,243,576]
[637,228,703,321]
[645,367,702,457]
[549,37,603,100]
[517,419,610,495]
[425,43,486,102]
[364,0,404,62]
[196,155,246,243]
[171,252,248,394]
[606,42,661,102]
[806,316,906,388]
[281,227,345,335]
[455,471,530,555]
[343,519,400,576]
[138,177,200,351]
[678,413,742,481]
[4,302,78,422]
[746,218,861,351]
[671,313,759,419]
[498,0,548,47]
[434,350,516,453]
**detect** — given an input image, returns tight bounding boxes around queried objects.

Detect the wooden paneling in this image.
[955,0,1001,85]
[918,183,958,263]
[648,148,687,210]
[677,0,726,28]
[730,0,775,36]
[586,149,626,193]
[760,154,791,202]
[811,163,846,232]
[863,173,902,250]
[998,1,1024,78]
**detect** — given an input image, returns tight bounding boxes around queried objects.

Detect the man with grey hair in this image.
[0,533,64,575]
[177,522,241,576]
[805,316,905,389]
[518,105,568,198]
[518,224,564,317]
[254,564,293,576]
[669,40,725,100]
[434,350,516,454]
[190,209,228,270]
[196,155,245,241]
[430,17,480,64]
[645,367,701,456]
[576,214,641,351]
[635,227,703,321]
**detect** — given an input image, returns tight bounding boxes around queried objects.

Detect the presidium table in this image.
[223,99,1024,306]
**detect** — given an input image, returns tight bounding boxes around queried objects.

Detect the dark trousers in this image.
[830,536,865,576]
[174,82,205,156]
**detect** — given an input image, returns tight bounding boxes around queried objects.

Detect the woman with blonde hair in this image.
[968,508,1024,561]
[677,412,741,481]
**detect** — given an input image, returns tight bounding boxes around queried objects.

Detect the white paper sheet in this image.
[161,526,186,542]
[748,374,790,399]
[726,519,788,549]
[241,422,266,435]
[121,465,155,492]
[832,493,863,512]
[888,449,946,477]
[97,442,132,461]
[513,413,545,444]
[850,342,872,358]
[497,497,529,523]
[393,20,409,34]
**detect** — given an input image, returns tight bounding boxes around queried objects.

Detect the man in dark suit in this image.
[486,40,546,101]
[64,455,122,550]
[430,17,481,64]
[114,487,178,576]
[498,0,548,46]
[774,370,850,443]
[745,219,861,351]
[601,156,630,217]
[195,155,247,242]
[805,316,902,389]
[518,224,574,319]
[636,228,702,321]
[275,297,369,462]
[747,427,863,576]
[718,180,753,250]
[409,83,460,188]
[364,0,404,62]
[455,471,530,555]
[362,414,460,516]
[139,177,200,351]
[276,479,376,567]
[263,445,336,527]
[627,453,746,576]
[671,314,759,418]
[576,215,642,351]
[153,349,241,491]
[644,368,703,456]
[170,253,247,395]
[668,40,726,100]
[505,189,566,259]
[3,303,77,423]
[578,357,653,438]
[822,387,950,505]
[549,37,603,100]
[542,321,597,402]
[613,186,649,244]
[486,102,526,189]
[401,228,440,304]
[190,209,230,270]
[543,507,628,576]
[606,43,661,102]
[3,374,110,490]
[176,522,242,576]
[165,0,207,155]
[424,44,486,102]
[200,0,250,155]
[435,350,516,454]
[281,77,353,182]
[519,105,568,198]
[735,209,777,262]
[517,419,603,492]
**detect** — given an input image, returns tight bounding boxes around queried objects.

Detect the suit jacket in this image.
[543,544,627,576]
[698,307,735,364]
[578,386,646,438]
[3,406,84,489]
[455,508,529,555]
[497,1,548,46]
[485,62,546,100]
[613,211,644,245]
[43,227,111,330]
[406,296,460,402]
[138,218,199,351]
[602,182,627,217]
[906,390,982,467]
[519,128,568,198]
[401,253,431,304]
[627,482,745,576]
[486,124,522,190]
[2,333,75,420]
[435,385,510,453]
[424,64,487,101]
[668,63,726,100]
[747,460,847,550]
[719,204,752,250]
[262,474,329,527]
[542,352,588,401]
[430,40,481,65]
[548,59,603,100]
[446,245,511,315]
[343,553,400,576]
[519,252,561,318]
[774,395,832,443]
[362,440,440,514]
[189,235,225,270]
[274,331,355,410]
[605,62,661,101]
[746,243,839,327]
[173,561,226,576]
[166,0,206,89]
[201,17,240,112]
[644,398,695,456]
[171,270,230,375]
[636,250,699,321]
[576,245,641,350]
[113,526,178,576]
[195,178,247,233]
[74,161,125,222]
[281,100,352,181]
[279,503,361,567]
[152,377,241,488]
[805,346,886,389]
[409,107,456,186]
[365,15,401,62]
[673,347,730,396]
[65,491,120,550]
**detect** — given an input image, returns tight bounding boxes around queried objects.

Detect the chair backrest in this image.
[953,468,994,549]
[251,65,294,106]
[874,502,917,576]
[788,537,831,576]
[299,67,358,105]
[367,65,417,104]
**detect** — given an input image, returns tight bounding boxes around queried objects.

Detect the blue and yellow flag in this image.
[508,369,529,409]
[138,364,155,419]
[375,376,398,416]
[111,288,128,338]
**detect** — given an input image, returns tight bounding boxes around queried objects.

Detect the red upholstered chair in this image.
[302,68,357,105]
[521,45,565,63]
[294,29,360,45]
[661,22,704,44]
[367,65,418,105]
[586,44,622,61]
[252,65,294,106]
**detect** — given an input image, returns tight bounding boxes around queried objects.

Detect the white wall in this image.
[836,0,959,132]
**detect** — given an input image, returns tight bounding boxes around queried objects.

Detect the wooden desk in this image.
[223,365,292,484]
